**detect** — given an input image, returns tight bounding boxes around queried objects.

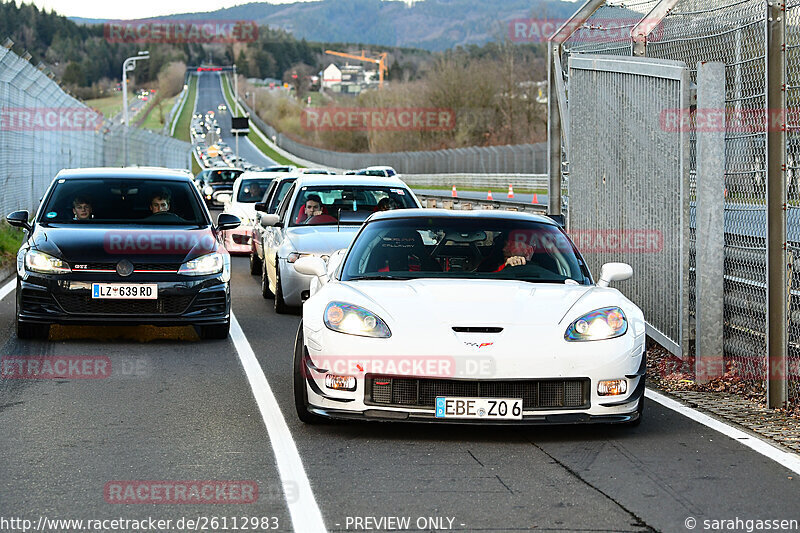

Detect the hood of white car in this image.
[225,203,257,225]
[286,225,361,255]
[334,279,594,327]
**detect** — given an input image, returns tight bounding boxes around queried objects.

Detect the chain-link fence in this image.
[0,46,190,216]
[554,0,800,404]
[236,96,547,174]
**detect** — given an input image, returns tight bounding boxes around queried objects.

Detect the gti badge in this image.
[116,259,134,277]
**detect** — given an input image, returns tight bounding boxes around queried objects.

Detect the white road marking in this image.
[230,313,327,533]
[0,278,15,301]
[646,388,800,475]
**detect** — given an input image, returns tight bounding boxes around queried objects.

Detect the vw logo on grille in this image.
[116,259,134,277]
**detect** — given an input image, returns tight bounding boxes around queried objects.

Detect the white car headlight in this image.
[324,302,391,338]
[564,306,627,341]
[179,252,224,276]
[203,185,213,196]
[25,250,70,274]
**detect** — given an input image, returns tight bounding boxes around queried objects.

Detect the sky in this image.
[26,0,315,19]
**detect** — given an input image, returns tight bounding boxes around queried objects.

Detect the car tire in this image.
[197,320,230,340]
[261,258,274,299]
[274,262,289,314]
[293,321,324,424]
[250,249,261,275]
[16,319,50,340]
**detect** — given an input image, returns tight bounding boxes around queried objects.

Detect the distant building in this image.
[321,64,342,89]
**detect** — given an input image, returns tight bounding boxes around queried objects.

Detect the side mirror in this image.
[260,214,281,227]
[597,262,633,287]
[254,202,268,213]
[6,210,30,231]
[293,255,327,277]
[216,213,241,231]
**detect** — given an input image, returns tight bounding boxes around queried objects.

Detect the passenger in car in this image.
[296,194,331,224]
[72,196,93,220]
[477,231,537,272]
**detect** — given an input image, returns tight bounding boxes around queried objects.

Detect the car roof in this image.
[55,167,194,181]
[293,175,410,188]
[367,208,558,226]
[238,171,285,180]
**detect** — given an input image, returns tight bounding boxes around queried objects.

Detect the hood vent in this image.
[452,326,503,333]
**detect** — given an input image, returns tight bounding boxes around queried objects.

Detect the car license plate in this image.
[435,397,523,420]
[91,283,157,299]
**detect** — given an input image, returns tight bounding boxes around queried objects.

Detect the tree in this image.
[62,61,85,86]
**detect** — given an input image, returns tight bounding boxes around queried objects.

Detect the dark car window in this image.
[275,183,296,221]
[289,185,417,227]
[269,179,297,213]
[237,178,273,203]
[39,178,208,225]
[208,169,242,183]
[341,218,587,284]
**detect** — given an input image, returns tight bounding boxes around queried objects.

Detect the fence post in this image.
[766,0,788,408]
[695,62,726,383]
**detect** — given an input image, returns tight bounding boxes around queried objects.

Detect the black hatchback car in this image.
[194,168,244,208]
[6,168,240,340]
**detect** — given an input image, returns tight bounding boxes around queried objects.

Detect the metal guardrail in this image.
[402,173,547,190]
[414,193,548,215]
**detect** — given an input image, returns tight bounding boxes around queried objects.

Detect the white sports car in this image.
[292,209,646,425]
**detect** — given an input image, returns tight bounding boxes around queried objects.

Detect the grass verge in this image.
[172,76,197,143]
[0,221,24,274]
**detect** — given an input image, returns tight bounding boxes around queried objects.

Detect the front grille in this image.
[452,326,504,333]
[72,262,179,272]
[55,294,193,315]
[367,376,590,410]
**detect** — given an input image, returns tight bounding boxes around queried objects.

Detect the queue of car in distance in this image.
[290,208,644,426]
[251,174,421,313]
[6,167,241,341]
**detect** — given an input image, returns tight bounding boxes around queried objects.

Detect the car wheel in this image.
[250,249,261,275]
[274,262,289,314]
[294,321,324,424]
[261,258,274,299]
[16,319,50,340]
[197,320,230,340]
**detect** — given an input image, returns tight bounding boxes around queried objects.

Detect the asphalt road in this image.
[412,189,547,207]
[195,72,276,168]
[1,256,798,533]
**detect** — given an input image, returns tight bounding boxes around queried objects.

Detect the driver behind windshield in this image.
[72,196,93,220]
[149,188,171,214]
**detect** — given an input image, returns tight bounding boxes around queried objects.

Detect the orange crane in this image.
[324,49,388,88]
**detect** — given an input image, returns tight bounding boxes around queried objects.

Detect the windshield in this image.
[269,179,296,212]
[290,185,417,227]
[236,178,272,203]
[39,178,208,225]
[341,218,588,283]
[206,169,242,183]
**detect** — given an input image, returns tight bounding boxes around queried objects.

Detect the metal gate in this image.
[568,54,691,356]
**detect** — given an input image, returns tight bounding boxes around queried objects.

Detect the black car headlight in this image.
[25,250,70,274]
[564,307,627,341]
[324,302,391,338]
[179,252,224,276]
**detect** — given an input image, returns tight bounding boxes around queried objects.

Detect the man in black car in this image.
[149,188,171,214]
